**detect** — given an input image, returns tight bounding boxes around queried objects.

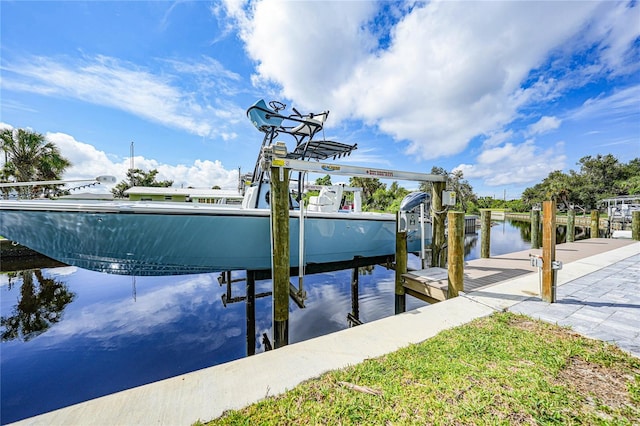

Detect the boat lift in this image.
[262,145,448,348]
[270,153,445,281]
[247,99,451,348]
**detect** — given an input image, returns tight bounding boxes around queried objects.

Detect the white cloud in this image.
[1,54,245,140]
[40,274,237,349]
[482,130,514,148]
[526,116,561,136]
[45,131,240,190]
[569,84,640,123]
[582,2,640,76]
[236,0,378,109]
[47,132,125,181]
[455,140,566,186]
[225,1,635,160]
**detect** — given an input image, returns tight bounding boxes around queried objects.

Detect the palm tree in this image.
[543,170,573,210]
[0,128,71,197]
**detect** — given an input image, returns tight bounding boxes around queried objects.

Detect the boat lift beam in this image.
[266,154,444,300]
[267,157,447,183]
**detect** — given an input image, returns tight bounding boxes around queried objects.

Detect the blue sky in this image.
[1,0,639,198]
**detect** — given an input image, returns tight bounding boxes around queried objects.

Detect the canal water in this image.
[0,220,579,423]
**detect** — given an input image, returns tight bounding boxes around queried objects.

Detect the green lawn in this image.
[202,312,639,425]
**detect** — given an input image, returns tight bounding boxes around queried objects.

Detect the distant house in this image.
[59,192,114,200]
[124,187,243,205]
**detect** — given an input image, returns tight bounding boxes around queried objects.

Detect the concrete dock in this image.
[10,238,639,426]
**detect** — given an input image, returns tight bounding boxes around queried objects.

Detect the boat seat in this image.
[247,99,284,131]
[307,185,343,213]
[291,112,328,136]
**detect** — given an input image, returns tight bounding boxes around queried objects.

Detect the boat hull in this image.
[0,200,431,275]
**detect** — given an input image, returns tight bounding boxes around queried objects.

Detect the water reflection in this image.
[508,219,590,243]
[1,220,538,423]
[1,270,75,342]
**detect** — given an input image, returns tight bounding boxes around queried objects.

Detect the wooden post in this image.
[246,270,256,356]
[271,166,290,348]
[395,212,407,314]
[590,210,600,238]
[431,181,446,267]
[567,208,576,243]
[633,211,640,241]
[447,211,464,298]
[542,200,556,303]
[531,209,541,249]
[480,209,491,258]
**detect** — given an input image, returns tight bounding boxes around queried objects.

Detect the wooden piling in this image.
[542,200,556,303]
[270,165,290,348]
[431,181,446,267]
[531,209,541,249]
[447,211,464,298]
[480,209,491,258]
[633,211,640,241]
[590,210,600,238]
[246,270,256,356]
[395,212,407,314]
[567,209,576,243]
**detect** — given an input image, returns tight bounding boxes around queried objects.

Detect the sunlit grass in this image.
[201,312,639,425]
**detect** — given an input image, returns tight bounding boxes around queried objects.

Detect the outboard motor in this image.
[398,192,432,264]
[398,192,431,233]
[400,191,431,213]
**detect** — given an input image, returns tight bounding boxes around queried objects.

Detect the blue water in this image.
[1,220,535,424]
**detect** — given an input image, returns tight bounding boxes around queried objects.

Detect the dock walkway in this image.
[402,238,634,301]
[10,238,639,426]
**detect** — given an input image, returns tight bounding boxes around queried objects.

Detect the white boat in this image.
[0,100,433,276]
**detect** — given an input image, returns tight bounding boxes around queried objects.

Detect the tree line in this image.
[312,155,639,214]
[2,128,637,212]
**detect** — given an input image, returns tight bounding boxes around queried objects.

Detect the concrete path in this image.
[10,240,639,426]
[509,251,640,357]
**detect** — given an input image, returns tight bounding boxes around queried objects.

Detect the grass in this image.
[200,312,639,425]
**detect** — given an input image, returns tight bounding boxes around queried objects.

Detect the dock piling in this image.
[590,210,600,238]
[447,211,465,298]
[395,212,407,314]
[480,209,491,258]
[270,165,290,348]
[567,209,576,243]
[531,209,541,249]
[542,200,557,303]
[431,181,447,267]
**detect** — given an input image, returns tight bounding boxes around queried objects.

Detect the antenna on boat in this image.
[130,141,135,170]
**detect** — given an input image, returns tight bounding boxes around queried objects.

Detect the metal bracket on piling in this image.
[262,333,273,351]
[347,313,363,327]
[289,282,306,308]
[222,291,272,307]
[219,271,272,307]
